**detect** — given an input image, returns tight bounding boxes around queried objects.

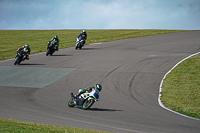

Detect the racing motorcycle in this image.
[46,41,57,56]
[68,89,100,110]
[14,48,25,65]
[75,36,84,50]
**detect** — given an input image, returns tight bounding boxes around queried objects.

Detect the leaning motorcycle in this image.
[75,37,84,50]
[68,89,100,110]
[14,48,25,65]
[46,41,57,56]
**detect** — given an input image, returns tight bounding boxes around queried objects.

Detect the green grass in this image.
[0,118,109,133]
[0,29,189,61]
[161,55,200,119]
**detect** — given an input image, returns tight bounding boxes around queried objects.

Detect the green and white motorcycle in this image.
[68,89,100,110]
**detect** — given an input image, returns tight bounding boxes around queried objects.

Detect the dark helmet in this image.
[95,84,102,92]
[54,35,58,39]
[83,30,86,33]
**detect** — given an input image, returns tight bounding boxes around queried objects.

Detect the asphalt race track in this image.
[0,31,200,133]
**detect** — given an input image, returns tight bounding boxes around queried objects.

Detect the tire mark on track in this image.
[100,64,124,92]
[128,72,145,106]
[103,64,123,79]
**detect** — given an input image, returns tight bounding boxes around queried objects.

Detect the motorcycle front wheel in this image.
[75,45,78,50]
[14,57,19,65]
[82,99,95,110]
[46,49,49,56]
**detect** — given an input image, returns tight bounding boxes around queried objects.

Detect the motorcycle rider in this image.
[17,44,31,60]
[74,84,102,98]
[77,30,87,46]
[48,35,59,51]
[54,35,59,51]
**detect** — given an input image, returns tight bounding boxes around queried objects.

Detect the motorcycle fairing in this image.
[76,96,85,106]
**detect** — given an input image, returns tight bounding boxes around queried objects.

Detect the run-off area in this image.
[0,66,76,88]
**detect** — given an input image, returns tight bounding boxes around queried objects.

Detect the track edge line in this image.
[158,52,200,121]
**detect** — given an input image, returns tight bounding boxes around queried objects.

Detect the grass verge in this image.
[161,55,200,119]
[0,118,109,133]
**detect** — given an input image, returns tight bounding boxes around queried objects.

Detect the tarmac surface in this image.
[0,31,200,133]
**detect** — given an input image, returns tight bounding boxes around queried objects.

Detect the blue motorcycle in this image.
[75,36,84,50]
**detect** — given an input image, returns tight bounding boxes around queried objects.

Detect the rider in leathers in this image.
[74,84,102,98]
[77,30,87,46]
[54,35,59,51]
[48,35,59,51]
[17,44,31,60]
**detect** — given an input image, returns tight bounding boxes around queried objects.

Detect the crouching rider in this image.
[22,44,31,60]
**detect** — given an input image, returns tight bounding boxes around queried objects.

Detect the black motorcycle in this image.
[46,41,57,56]
[14,48,25,65]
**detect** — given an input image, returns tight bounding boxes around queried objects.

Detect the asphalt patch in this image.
[0,66,76,88]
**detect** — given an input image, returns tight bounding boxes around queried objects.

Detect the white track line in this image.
[89,43,102,45]
[158,52,200,121]
[16,107,147,133]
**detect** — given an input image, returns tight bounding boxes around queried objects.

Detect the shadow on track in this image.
[17,63,45,65]
[79,48,100,50]
[48,54,72,56]
[88,108,122,112]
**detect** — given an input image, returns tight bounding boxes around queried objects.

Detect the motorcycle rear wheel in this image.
[68,100,75,107]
